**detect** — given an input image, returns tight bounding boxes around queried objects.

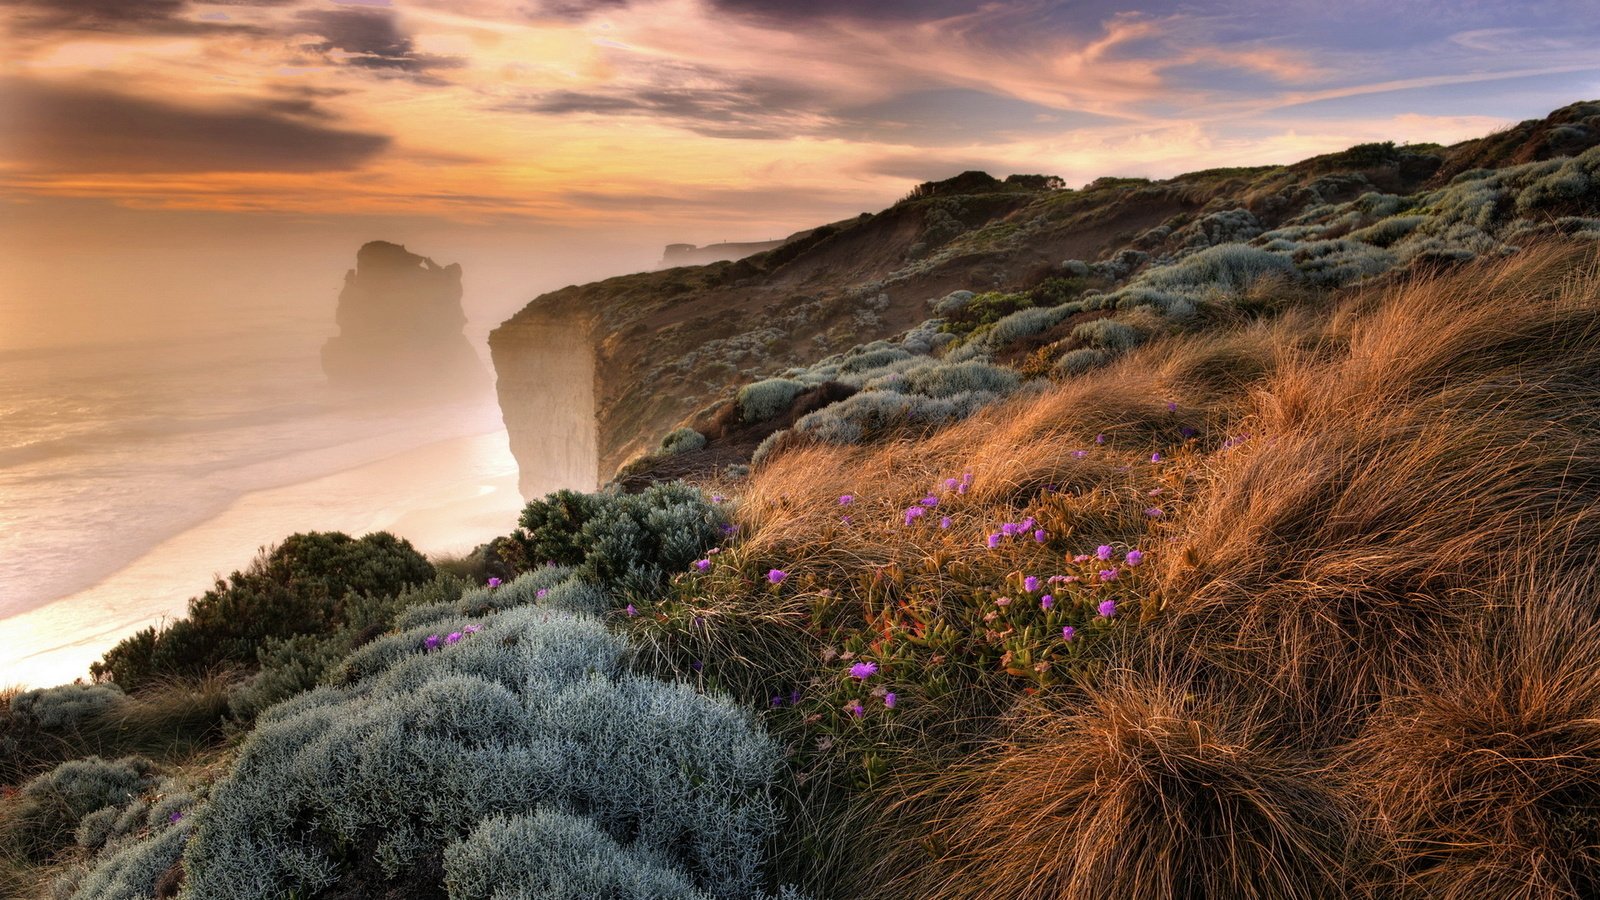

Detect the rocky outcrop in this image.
[660,240,788,268]
[322,241,487,396]
[488,311,599,499]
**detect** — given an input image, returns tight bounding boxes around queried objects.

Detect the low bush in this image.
[738,379,807,424]
[659,427,708,456]
[92,532,434,689]
[181,602,785,899]
[2,756,159,863]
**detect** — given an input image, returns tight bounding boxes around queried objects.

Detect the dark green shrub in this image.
[513,482,727,598]
[92,532,434,690]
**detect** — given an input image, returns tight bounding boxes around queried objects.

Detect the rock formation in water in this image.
[322,241,488,396]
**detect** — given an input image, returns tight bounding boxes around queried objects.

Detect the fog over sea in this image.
[0,236,649,689]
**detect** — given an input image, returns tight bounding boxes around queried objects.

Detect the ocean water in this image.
[0,317,526,687]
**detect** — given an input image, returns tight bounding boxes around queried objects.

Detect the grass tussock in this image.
[1348,581,1600,898]
[1158,243,1600,736]
[880,671,1355,900]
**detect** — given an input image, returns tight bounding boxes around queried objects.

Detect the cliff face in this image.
[322,241,488,396]
[490,103,1600,497]
[489,311,598,498]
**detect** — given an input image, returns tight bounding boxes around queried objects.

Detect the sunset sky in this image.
[2,0,1599,332]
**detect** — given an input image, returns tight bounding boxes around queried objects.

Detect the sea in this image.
[0,296,529,689]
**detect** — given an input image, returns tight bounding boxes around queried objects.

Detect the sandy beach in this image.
[0,429,525,689]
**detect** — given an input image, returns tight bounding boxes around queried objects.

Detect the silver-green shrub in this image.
[60,820,192,900]
[10,683,127,730]
[443,811,712,900]
[1055,347,1111,376]
[871,360,1020,398]
[181,605,781,900]
[21,756,159,827]
[737,378,806,424]
[1072,318,1142,352]
[1140,243,1296,293]
[658,427,708,456]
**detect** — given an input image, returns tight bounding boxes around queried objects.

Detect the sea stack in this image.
[322,240,488,396]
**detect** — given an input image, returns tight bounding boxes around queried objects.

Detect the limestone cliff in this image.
[322,241,488,396]
[489,102,1600,498]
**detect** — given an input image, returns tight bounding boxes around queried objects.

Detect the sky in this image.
[2,0,1599,332]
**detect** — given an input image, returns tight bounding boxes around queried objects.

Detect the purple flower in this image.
[446,632,462,645]
[944,477,959,490]
[1145,507,1164,518]
[536,588,549,600]
[1167,400,1178,412]
[1033,529,1047,543]
[1150,452,1162,463]
[711,494,726,504]
[940,516,952,529]
[771,695,784,707]
[957,483,969,494]
[846,700,864,718]
[1180,426,1198,438]
[1021,517,1036,529]
[987,533,1002,549]
[919,496,939,507]
[1041,594,1055,610]
[1125,550,1144,567]
[839,494,854,506]
[883,692,897,709]
[464,624,482,634]
[1072,449,1088,459]
[1099,568,1120,582]
[1062,625,1077,641]
[424,634,441,651]
[1098,598,1118,617]
[1095,433,1106,445]
[1097,545,1113,561]
[1024,575,1040,592]
[904,506,926,525]
[768,569,788,585]
[168,811,183,823]
[625,604,638,617]
[841,515,853,525]
[1074,554,1090,563]
[849,661,878,680]
[790,689,802,705]
[1001,523,1020,537]
[962,472,974,484]
[692,660,704,672]
[486,577,502,588]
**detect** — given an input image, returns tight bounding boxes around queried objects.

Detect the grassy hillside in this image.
[6,105,1600,899]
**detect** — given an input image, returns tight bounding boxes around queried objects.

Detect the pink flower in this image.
[987,533,1002,549]
[1073,554,1090,563]
[1062,625,1077,641]
[424,634,441,651]
[1095,433,1106,445]
[1023,575,1040,592]
[1097,545,1113,561]
[1125,550,1144,567]
[904,506,926,525]
[535,588,549,599]
[464,624,482,634]
[839,494,854,505]
[919,496,939,507]
[940,516,952,529]
[445,632,462,645]
[768,569,788,585]
[486,577,502,588]
[996,597,1012,607]
[1033,529,1047,543]
[625,604,637,617]
[1151,452,1162,463]
[1099,568,1120,582]
[694,559,711,573]
[850,661,878,679]
[883,692,897,709]
[1098,599,1117,617]
[1072,450,1088,459]
[841,515,853,525]
[1145,507,1164,518]
[1041,594,1055,610]
[846,700,864,718]
[944,477,959,490]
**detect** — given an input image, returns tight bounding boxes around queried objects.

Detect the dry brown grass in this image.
[1157,243,1600,738]
[1347,578,1600,899]
[876,668,1356,900]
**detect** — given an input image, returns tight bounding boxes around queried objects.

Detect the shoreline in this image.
[0,429,527,689]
